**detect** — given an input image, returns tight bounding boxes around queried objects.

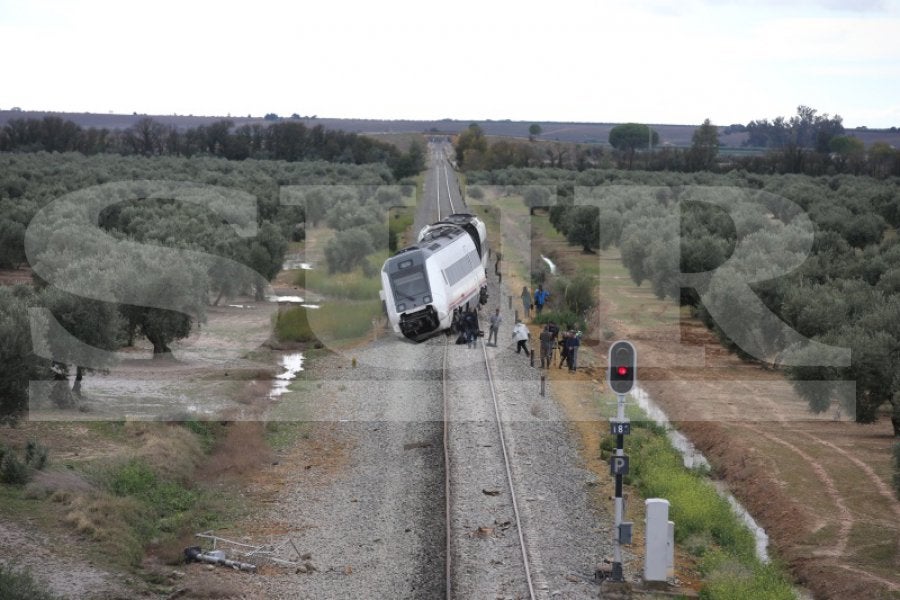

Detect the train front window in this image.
[391,269,429,301]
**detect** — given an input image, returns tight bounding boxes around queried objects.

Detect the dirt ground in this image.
[533,225,900,600]
[0,275,290,599]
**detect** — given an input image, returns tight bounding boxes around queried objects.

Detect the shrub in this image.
[25,440,49,470]
[179,420,224,453]
[534,309,587,334]
[599,435,615,460]
[324,227,374,273]
[104,459,204,541]
[0,563,61,600]
[1,451,30,485]
[556,274,596,315]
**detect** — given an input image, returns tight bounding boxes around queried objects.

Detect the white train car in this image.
[380,213,488,342]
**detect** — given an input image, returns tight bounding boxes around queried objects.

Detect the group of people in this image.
[538,322,581,371]
[452,306,481,349]
[520,285,549,319]
[470,282,581,372]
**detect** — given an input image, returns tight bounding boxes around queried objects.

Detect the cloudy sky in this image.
[1,0,898,127]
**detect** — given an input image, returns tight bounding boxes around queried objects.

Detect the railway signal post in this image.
[606,341,636,582]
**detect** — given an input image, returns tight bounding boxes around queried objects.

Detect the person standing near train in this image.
[463,309,478,349]
[487,308,502,346]
[534,285,549,316]
[520,286,531,319]
[539,324,555,369]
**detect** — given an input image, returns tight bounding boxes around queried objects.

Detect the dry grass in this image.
[129,423,205,483]
[196,421,273,481]
[24,469,94,500]
[61,491,147,566]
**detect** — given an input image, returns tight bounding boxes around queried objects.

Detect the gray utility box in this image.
[644,498,675,582]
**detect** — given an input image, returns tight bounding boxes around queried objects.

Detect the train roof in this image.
[389,224,468,263]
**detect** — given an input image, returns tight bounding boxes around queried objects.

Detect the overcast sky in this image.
[1,0,898,128]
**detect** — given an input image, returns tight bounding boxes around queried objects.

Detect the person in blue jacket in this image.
[534,285,549,316]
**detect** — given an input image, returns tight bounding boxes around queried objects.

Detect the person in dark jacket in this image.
[564,329,581,371]
[539,324,555,368]
[558,330,569,368]
[533,285,549,316]
[463,309,479,348]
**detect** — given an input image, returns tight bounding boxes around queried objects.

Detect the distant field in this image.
[6,109,899,148]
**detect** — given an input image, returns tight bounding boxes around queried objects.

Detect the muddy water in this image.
[632,386,771,564]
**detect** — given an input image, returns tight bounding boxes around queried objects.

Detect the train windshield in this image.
[391,268,429,301]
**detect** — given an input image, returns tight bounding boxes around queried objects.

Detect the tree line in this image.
[0,153,403,423]
[453,107,900,178]
[0,116,425,180]
[465,166,900,436]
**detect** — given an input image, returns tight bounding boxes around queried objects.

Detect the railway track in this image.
[381,141,606,598]
[442,334,545,599]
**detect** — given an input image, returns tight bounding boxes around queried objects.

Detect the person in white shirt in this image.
[511,319,530,356]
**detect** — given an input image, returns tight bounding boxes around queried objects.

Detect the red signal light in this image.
[608,341,636,395]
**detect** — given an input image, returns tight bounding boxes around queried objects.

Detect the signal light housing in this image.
[608,340,636,395]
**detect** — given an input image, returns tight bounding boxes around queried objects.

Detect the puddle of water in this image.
[540,254,557,275]
[269,352,304,398]
[632,386,771,564]
[282,256,313,270]
[268,295,304,303]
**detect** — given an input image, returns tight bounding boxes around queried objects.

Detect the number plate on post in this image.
[610,421,631,436]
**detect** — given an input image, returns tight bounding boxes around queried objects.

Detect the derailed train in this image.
[380,213,489,342]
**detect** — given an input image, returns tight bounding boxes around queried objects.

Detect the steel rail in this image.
[442,338,453,598]
[478,338,538,600]
[442,332,538,600]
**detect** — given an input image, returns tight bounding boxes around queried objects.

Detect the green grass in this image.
[308,299,383,343]
[388,207,415,248]
[274,307,316,342]
[275,299,382,346]
[294,265,383,300]
[61,458,224,567]
[630,434,756,557]
[595,395,796,599]
[699,550,795,600]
